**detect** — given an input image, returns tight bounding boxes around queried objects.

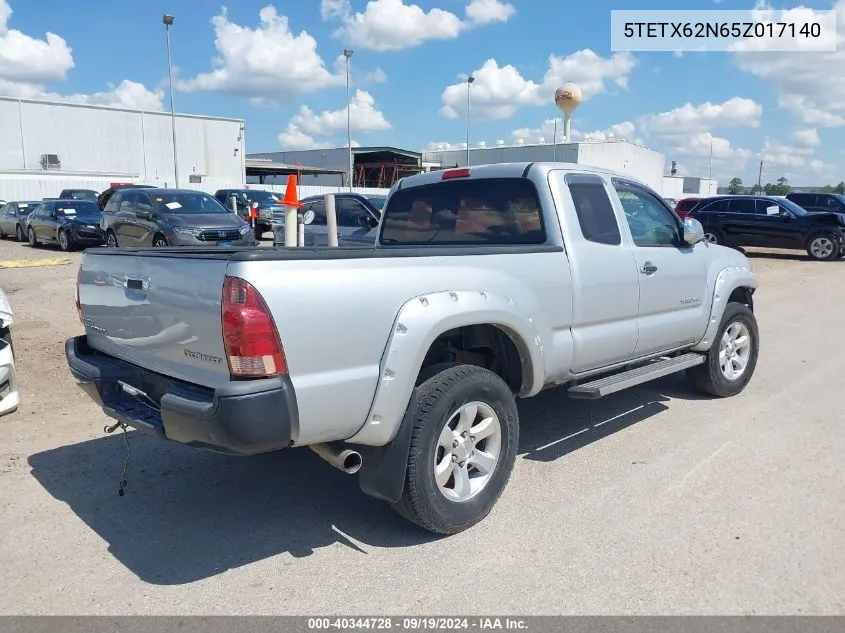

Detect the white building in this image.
[662,175,718,200]
[423,139,667,194]
[0,96,246,201]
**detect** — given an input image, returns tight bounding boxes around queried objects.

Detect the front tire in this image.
[106,230,118,248]
[58,229,72,251]
[703,229,724,245]
[687,302,759,398]
[153,234,168,247]
[15,225,23,242]
[27,227,38,247]
[392,364,519,534]
[806,232,839,261]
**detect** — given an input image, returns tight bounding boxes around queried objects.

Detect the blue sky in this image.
[1,0,843,185]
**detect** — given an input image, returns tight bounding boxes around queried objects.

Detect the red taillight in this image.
[75,266,82,324]
[442,168,471,180]
[221,276,287,377]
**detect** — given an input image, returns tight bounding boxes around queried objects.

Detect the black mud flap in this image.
[356,390,418,504]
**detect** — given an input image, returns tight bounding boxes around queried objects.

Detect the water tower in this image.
[554,82,582,143]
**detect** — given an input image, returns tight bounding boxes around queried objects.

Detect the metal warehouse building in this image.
[423,139,667,194]
[0,96,246,200]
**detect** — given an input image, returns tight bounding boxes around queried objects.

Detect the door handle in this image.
[640,262,658,275]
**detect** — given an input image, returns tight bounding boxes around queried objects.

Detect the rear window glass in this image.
[380,178,545,245]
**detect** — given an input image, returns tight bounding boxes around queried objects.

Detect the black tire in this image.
[392,364,519,534]
[15,225,23,242]
[153,234,168,247]
[254,227,263,242]
[687,302,759,398]
[703,228,724,245]
[27,227,38,247]
[58,229,72,251]
[806,232,840,261]
[106,230,118,248]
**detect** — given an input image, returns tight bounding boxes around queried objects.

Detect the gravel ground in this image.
[0,237,843,615]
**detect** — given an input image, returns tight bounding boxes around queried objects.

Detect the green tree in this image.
[772,176,790,196]
[835,181,845,194]
[728,177,744,194]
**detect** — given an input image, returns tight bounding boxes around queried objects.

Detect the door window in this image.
[104,193,122,213]
[136,193,154,215]
[337,198,371,227]
[614,185,682,247]
[729,198,757,214]
[789,194,815,208]
[568,182,621,245]
[755,200,782,216]
[0,203,8,218]
[119,192,137,214]
[821,196,845,211]
[309,200,327,225]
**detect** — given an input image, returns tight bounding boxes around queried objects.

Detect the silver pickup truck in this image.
[65,162,759,534]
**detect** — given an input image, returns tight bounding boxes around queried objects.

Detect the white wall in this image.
[0,97,245,190]
[662,176,718,199]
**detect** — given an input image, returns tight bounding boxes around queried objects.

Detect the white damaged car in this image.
[0,288,18,416]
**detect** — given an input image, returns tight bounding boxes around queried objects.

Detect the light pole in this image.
[466,75,474,166]
[344,49,354,191]
[163,14,179,188]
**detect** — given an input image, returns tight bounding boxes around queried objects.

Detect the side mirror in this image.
[301,209,315,225]
[135,210,151,220]
[362,214,380,230]
[682,217,704,245]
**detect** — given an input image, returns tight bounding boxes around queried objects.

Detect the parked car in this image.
[213,188,279,241]
[26,199,105,251]
[67,162,760,534]
[674,197,701,218]
[58,188,99,202]
[0,287,18,417]
[663,197,678,209]
[785,192,845,214]
[299,192,386,246]
[687,195,845,260]
[97,183,156,211]
[101,188,254,248]
[0,200,40,241]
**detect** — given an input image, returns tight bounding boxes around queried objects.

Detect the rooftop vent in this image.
[40,153,60,170]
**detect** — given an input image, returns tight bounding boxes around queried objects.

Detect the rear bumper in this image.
[65,335,299,455]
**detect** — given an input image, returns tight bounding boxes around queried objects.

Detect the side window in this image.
[338,198,370,227]
[822,196,845,210]
[755,199,781,216]
[0,203,8,218]
[567,181,621,245]
[730,198,756,214]
[136,193,154,215]
[34,204,46,219]
[793,194,815,207]
[699,199,730,213]
[379,177,545,246]
[310,199,327,225]
[104,193,122,213]
[614,184,681,247]
[119,192,137,214]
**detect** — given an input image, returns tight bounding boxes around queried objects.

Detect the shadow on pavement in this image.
[28,373,707,585]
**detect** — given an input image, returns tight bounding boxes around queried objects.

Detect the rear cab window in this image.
[379,178,545,245]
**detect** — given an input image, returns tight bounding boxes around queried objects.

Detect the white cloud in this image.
[792,128,820,147]
[639,97,762,135]
[509,118,640,145]
[0,0,73,83]
[439,50,636,120]
[732,0,845,127]
[321,0,515,51]
[278,89,391,150]
[0,2,161,110]
[178,6,345,102]
[759,137,814,167]
[669,132,751,162]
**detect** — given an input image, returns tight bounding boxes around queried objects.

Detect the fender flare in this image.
[690,264,757,352]
[348,289,545,448]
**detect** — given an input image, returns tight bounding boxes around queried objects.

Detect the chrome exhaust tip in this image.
[309,443,362,475]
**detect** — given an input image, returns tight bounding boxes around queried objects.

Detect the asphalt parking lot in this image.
[1,236,844,615]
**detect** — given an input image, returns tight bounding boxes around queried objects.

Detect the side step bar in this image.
[567,353,706,400]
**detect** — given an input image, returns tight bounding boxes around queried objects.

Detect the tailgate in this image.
[78,251,233,389]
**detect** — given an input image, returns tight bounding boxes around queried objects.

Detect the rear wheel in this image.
[27,227,38,247]
[687,302,759,398]
[392,364,519,534]
[806,233,839,261]
[15,225,23,242]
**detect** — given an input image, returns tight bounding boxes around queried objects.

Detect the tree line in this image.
[727,177,845,196]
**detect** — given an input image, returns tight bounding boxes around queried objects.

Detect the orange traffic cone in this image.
[281,174,302,208]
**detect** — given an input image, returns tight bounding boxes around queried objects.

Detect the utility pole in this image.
[466,75,474,166]
[163,14,179,188]
[344,49,354,191]
[757,160,763,193]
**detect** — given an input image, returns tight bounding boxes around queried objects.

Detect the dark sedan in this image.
[26,199,105,251]
[0,201,40,242]
[299,192,386,246]
[687,195,845,260]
